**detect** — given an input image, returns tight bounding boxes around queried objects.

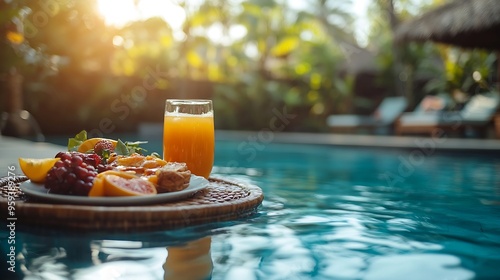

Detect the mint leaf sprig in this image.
[68,130,88,152]
[114,139,148,156]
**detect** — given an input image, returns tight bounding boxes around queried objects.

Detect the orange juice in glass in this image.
[163,99,214,178]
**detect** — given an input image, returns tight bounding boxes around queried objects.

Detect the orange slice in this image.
[146,175,158,185]
[102,172,157,196]
[18,158,60,183]
[77,138,117,153]
[88,177,105,197]
[89,170,136,197]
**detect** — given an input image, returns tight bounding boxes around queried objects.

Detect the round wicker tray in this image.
[0,176,263,231]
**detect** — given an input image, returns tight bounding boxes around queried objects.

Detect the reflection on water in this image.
[365,254,475,280]
[164,237,212,280]
[10,234,212,280]
[2,143,500,279]
[20,247,69,279]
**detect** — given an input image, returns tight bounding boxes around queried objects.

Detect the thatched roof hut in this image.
[395,0,500,50]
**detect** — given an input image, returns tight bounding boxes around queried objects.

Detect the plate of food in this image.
[17,130,210,206]
[19,175,209,206]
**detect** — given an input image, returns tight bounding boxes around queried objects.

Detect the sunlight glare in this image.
[97,0,138,27]
[112,35,124,46]
[138,0,186,30]
[229,25,247,41]
[97,0,186,30]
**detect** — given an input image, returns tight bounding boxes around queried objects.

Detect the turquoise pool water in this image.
[2,139,500,279]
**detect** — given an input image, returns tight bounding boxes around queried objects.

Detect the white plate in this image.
[20,175,209,206]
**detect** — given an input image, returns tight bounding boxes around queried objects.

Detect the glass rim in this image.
[166,99,212,105]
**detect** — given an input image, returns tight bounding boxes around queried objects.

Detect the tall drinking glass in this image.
[163,99,214,178]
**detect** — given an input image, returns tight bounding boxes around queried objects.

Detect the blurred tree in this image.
[183,0,235,81]
[213,0,356,131]
[298,0,356,45]
[24,0,112,73]
[424,47,497,108]
[0,1,24,74]
[295,0,363,116]
[0,0,47,140]
[14,0,120,133]
[367,0,444,108]
[112,17,173,79]
[368,0,497,111]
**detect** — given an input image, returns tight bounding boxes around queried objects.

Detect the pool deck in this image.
[0,136,63,175]
[1,131,499,173]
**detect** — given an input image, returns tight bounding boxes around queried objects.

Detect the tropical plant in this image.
[212,0,359,131]
[424,47,497,104]
[368,0,452,108]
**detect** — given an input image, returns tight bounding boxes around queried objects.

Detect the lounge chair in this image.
[327,96,408,134]
[394,94,451,132]
[395,92,500,137]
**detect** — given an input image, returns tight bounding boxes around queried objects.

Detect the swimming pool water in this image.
[2,140,500,279]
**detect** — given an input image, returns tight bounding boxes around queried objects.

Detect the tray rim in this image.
[19,175,209,206]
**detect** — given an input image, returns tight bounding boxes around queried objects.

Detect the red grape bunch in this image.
[45,152,101,196]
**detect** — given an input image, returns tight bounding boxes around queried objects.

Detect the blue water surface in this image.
[1,138,500,280]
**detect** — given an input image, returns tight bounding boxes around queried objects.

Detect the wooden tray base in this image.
[0,176,263,231]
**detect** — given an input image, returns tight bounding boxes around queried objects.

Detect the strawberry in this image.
[93,140,115,157]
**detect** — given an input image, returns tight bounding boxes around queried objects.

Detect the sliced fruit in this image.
[146,175,158,185]
[88,177,105,197]
[18,158,61,183]
[142,157,167,169]
[96,170,137,179]
[115,153,145,166]
[89,170,133,197]
[77,138,117,153]
[102,172,157,196]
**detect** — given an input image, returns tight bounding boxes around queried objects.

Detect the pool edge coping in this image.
[214,130,500,153]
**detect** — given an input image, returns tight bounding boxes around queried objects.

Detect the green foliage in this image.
[2,0,496,134]
[368,0,497,109]
[67,130,88,152]
[424,48,497,96]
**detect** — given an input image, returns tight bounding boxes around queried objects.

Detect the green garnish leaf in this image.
[125,141,148,155]
[115,139,129,155]
[68,130,88,151]
[115,139,148,155]
[126,141,148,146]
[150,152,160,158]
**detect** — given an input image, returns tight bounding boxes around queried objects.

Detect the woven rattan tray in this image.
[0,176,263,231]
